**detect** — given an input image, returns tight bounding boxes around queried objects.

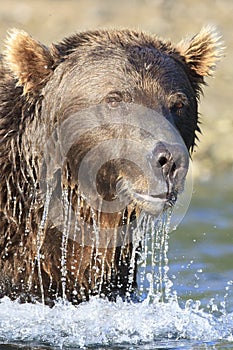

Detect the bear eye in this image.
[174,101,184,110]
[105,92,123,108]
[169,93,188,116]
[172,101,185,116]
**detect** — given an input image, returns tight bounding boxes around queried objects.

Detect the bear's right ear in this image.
[4,29,55,95]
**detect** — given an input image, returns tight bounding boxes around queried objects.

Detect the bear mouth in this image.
[133,191,177,207]
[131,191,177,215]
[116,178,178,216]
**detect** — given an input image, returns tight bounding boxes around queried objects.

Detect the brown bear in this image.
[0,27,222,305]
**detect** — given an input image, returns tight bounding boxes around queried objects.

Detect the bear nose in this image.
[148,141,189,186]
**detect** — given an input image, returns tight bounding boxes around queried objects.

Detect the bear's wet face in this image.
[42,46,194,218]
[63,113,189,219]
[0,27,223,304]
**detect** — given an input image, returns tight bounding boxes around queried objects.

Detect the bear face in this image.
[0,27,222,304]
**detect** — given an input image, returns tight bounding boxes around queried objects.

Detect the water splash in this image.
[0,295,233,349]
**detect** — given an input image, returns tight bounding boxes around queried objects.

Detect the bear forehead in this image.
[59,32,183,73]
[54,30,189,81]
[51,38,193,104]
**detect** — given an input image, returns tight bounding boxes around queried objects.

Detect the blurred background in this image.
[0,2,233,338]
[0,0,232,180]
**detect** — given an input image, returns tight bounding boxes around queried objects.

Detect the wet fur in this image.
[0,27,223,304]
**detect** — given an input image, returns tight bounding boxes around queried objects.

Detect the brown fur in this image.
[0,27,222,304]
[177,26,224,76]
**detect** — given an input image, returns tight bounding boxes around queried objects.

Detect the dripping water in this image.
[34,164,174,305]
[60,186,73,300]
[36,182,53,305]
[71,193,85,301]
[135,208,173,303]
[94,199,108,297]
[87,207,96,297]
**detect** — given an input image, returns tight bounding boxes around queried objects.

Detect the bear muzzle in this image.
[115,140,189,216]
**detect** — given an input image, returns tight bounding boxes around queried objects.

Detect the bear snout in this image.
[127,141,189,215]
[149,141,189,191]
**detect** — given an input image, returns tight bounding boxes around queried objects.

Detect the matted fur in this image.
[0,27,223,304]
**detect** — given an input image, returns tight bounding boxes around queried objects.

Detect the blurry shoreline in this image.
[0,0,232,180]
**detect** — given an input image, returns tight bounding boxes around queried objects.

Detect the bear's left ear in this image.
[176,26,224,78]
[4,29,55,95]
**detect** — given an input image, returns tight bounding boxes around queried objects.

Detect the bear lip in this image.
[133,191,177,208]
[134,192,166,202]
[116,178,178,214]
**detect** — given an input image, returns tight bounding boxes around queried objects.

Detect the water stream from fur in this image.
[1,179,233,349]
[0,204,233,350]
[36,182,54,306]
[34,176,177,308]
[0,202,233,349]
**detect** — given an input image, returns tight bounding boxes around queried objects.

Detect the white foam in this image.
[0,295,232,349]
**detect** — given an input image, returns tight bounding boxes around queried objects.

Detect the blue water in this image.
[0,175,232,349]
[169,175,233,314]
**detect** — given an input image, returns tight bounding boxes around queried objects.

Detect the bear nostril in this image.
[170,162,177,175]
[150,142,188,185]
[158,155,169,168]
[158,154,176,178]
